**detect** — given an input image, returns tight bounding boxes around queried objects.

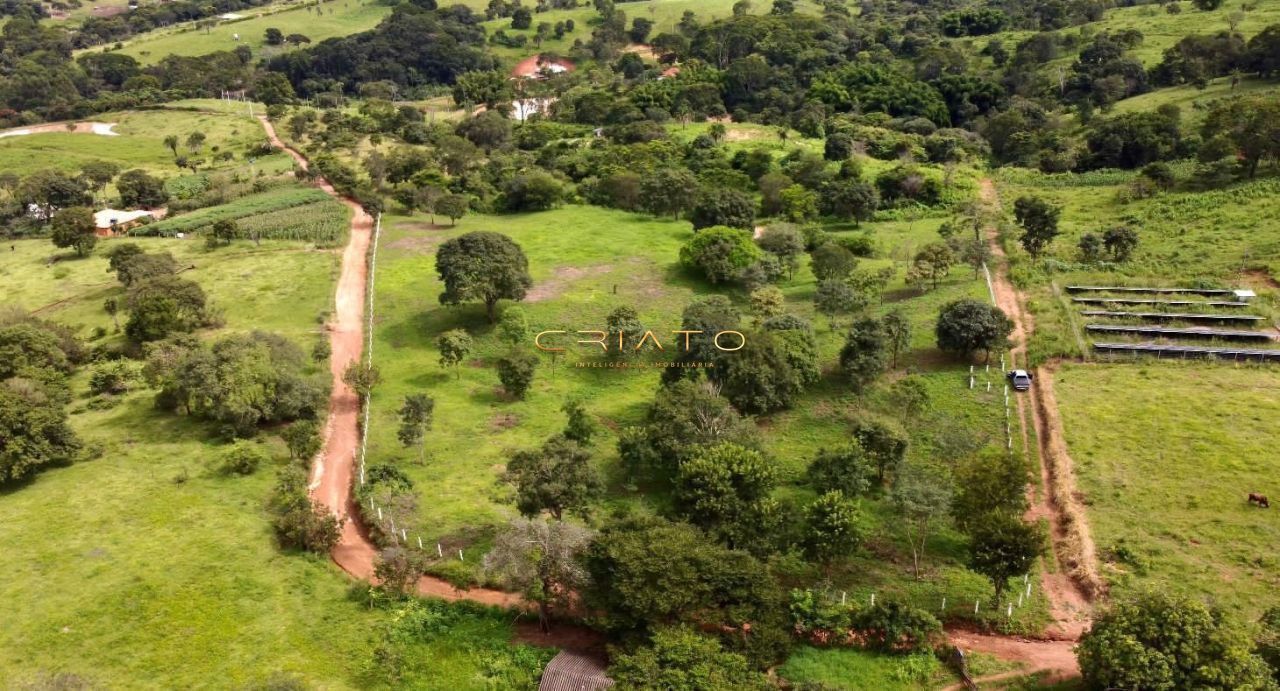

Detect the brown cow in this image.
[1248,493,1270,508]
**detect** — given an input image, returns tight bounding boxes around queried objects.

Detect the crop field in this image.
[363,199,1052,631]
[0,108,289,180]
[145,187,350,246]
[1051,361,1280,617]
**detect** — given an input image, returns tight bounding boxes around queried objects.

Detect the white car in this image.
[1007,369,1033,391]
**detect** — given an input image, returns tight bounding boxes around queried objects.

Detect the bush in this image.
[218,441,269,476]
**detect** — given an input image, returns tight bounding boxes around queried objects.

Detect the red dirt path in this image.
[256,116,523,608]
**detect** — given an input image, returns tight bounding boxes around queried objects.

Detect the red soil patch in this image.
[511,54,575,79]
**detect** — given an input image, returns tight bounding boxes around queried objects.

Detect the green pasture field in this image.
[104,0,393,65]
[779,646,1019,690]
[0,108,290,180]
[1052,361,1280,617]
[362,200,1051,632]
[0,236,371,687]
[981,0,1280,74]
[0,236,337,343]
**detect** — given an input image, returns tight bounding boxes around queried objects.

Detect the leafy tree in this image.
[373,546,428,595]
[910,242,954,290]
[852,415,908,486]
[605,305,645,354]
[79,160,119,203]
[484,517,593,632]
[502,170,564,211]
[562,400,596,445]
[807,445,876,498]
[619,379,755,481]
[823,132,855,161]
[953,448,1029,532]
[143,332,323,437]
[690,187,755,230]
[892,463,953,579]
[436,231,533,322]
[254,72,296,105]
[125,276,208,343]
[882,309,912,369]
[679,225,763,284]
[1103,225,1139,261]
[935,299,1012,362]
[209,219,237,248]
[0,378,81,484]
[496,307,529,346]
[821,178,879,226]
[640,168,700,219]
[755,223,804,279]
[282,419,322,462]
[163,135,179,157]
[269,465,340,553]
[675,442,778,550]
[585,515,791,667]
[264,27,284,45]
[17,169,91,222]
[1191,0,1223,9]
[1257,606,1280,685]
[749,286,784,321]
[103,297,120,331]
[802,490,863,570]
[1078,232,1104,263]
[435,329,473,378]
[50,207,97,256]
[434,193,468,226]
[810,242,857,281]
[452,69,511,108]
[504,435,602,520]
[1013,195,1061,259]
[968,512,1042,605]
[116,169,169,208]
[511,6,532,29]
[711,328,816,414]
[839,316,887,392]
[779,184,819,222]
[1079,591,1272,690]
[218,440,269,476]
[497,351,537,399]
[815,279,862,330]
[342,360,381,399]
[397,394,435,463]
[1249,25,1280,78]
[610,626,772,690]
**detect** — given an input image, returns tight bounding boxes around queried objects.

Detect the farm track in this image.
[942,179,1100,682]
[256,115,524,609]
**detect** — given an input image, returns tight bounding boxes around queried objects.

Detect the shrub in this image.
[218,441,269,476]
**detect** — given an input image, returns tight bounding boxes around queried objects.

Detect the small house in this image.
[94,208,156,237]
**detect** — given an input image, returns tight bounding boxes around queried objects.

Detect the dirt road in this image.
[943,179,1096,681]
[257,116,523,608]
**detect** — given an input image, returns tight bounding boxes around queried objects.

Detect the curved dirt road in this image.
[257,116,522,608]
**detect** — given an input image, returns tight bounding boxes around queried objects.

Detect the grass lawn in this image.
[0,236,374,687]
[0,237,338,344]
[1052,361,1280,617]
[363,201,1050,632]
[106,0,393,65]
[0,108,291,180]
[778,646,1020,690]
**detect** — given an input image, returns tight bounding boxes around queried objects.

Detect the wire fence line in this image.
[350,214,463,560]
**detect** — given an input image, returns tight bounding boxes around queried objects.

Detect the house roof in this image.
[94,208,154,229]
[539,650,613,691]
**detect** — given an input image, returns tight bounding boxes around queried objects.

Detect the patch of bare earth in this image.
[526,264,614,302]
[491,413,520,431]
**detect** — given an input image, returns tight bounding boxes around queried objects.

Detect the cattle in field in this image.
[1248,493,1270,508]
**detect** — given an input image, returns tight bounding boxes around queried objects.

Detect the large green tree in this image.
[935,299,1012,362]
[675,442,779,550]
[610,626,771,691]
[1079,591,1272,690]
[968,512,1042,605]
[483,517,593,632]
[679,225,763,284]
[435,231,533,322]
[504,435,603,520]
